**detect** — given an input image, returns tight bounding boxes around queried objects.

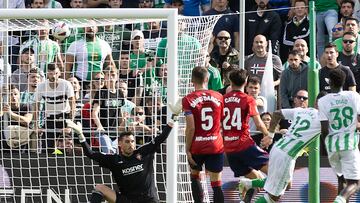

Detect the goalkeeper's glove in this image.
[66,119,86,143]
[169,97,183,119]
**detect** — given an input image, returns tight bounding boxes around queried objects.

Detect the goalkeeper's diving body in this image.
[66,99,182,203]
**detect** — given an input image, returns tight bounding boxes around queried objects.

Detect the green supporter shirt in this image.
[315,0,339,12]
[130,49,157,88]
[156,33,202,75]
[207,66,223,91]
[334,36,359,53]
[60,27,85,53]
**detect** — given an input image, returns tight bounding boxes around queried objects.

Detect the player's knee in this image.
[209,172,221,182]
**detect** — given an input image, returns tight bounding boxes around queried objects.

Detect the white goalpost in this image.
[0,9,220,203]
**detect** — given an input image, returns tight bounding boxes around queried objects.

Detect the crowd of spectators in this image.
[1,0,360,157]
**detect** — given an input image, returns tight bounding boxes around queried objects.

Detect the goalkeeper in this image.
[65,99,182,203]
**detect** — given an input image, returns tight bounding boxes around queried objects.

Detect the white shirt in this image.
[45,0,63,8]
[0,0,25,8]
[35,79,74,116]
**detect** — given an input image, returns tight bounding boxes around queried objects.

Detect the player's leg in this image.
[90,184,116,203]
[189,154,205,203]
[333,150,360,203]
[206,153,225,203]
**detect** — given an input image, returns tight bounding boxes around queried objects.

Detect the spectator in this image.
[1,85,34,151]
[164,0,210,16]
[0,0,25,8]
[269,0,292,23]
[108,0,122,8]
[339,0,355,24]
[319,43,356,92]
[209,30,240,81]
[12,48,45,92]
[91,65,124,154]
[139,0,154,8]
[205,52,223,91]
[20,68,44,129]
[245,0,282,56]
[118,80,136,121]
[154,64,168,103]
[337,31,360,92]
[66,20,114,86]
[182,66,224,203]
[246,76,267,134]
[129,30,157,98]
[118,51,142,100]
[169,0,184,14]
[281,0,309,62]
[67,77,83,123]
[53,134,75,155]
[34,63,75,151]
[143,21,167,51]
[31,0,45,8]
[128,106,154,146]
[334,17,360,54]
[217,64,237,95]
[86,0,109,7]
[315,0,339,57]
[70,0,84,8]
[44,0,63,8]
[280,50,308,108]
[332,23,345,41]
[245,34,283,86]
[203,0,240,50]
[20,19,64,74]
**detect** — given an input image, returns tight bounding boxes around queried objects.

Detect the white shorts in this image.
[328,149,360,180]
[264,146,295,196]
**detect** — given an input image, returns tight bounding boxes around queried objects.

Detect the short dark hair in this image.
[191,66,208,84]
[293,0,308,6]
[229,69,249,87]
[260,112,272,119]
[247,76,261,85]
[9,84,18,91]
[329,69,346,89]
[341,0,355,9]
[47,63,58,71]
[342,31,357,38]
[103,65,118,75]
[344,17,359,26]
[324,43,338,51]
[119,131,134,140]
[288,50,301,57]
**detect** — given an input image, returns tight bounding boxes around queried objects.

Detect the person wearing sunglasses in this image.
[333,17,359,54]
[319,43,356,93]
[337,31,360,93]
[332,23,344,41]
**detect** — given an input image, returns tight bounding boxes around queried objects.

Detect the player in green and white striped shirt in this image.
[318,69,360,203]
[238,91,327,203]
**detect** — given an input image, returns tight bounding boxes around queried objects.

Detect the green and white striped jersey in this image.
[275,107,321,158]
[66,37,112,81]
[318,91,360,153]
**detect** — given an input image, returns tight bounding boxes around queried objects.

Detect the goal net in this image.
[0,10,220,203]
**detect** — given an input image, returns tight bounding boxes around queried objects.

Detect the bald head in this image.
[252,35,268,57]
[293,39,308,59]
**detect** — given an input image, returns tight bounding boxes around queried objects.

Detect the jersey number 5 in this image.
[201,107,213,131]
[223,107,242,130]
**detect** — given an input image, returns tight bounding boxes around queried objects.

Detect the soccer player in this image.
[182,66,224,203]
[222,69,271,200]
[318,69,360,203]
[238,91,328,203]
[66,110,180,203]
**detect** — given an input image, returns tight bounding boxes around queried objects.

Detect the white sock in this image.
[334,195,346,203]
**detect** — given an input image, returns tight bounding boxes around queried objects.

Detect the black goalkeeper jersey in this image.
[81,125,172,202]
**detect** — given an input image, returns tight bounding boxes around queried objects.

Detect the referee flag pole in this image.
[308,1,320,203]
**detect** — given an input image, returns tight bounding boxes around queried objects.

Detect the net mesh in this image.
[0,14,221,202]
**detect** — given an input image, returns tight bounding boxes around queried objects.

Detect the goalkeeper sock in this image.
[190,174,204,203]
[90,190,104,203]
[211,181,224,203]
[334,195,346,203]
[252,178,266,188]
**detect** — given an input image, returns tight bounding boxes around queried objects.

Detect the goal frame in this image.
[0,8,179,203]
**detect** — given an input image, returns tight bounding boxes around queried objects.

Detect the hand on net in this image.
[65,119,85,143]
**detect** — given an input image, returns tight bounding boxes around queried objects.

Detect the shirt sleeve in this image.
[182,97,192,114]
[281,108,296,120]
[318,99,329,121]
[80,141,114,169]
[138,124,173,155]
[66,41,77,56]
[66,81,75,98]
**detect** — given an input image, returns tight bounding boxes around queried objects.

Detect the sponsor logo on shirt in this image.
[224,136,239,141]
[122,164,144,176]
[195,136,217,141]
